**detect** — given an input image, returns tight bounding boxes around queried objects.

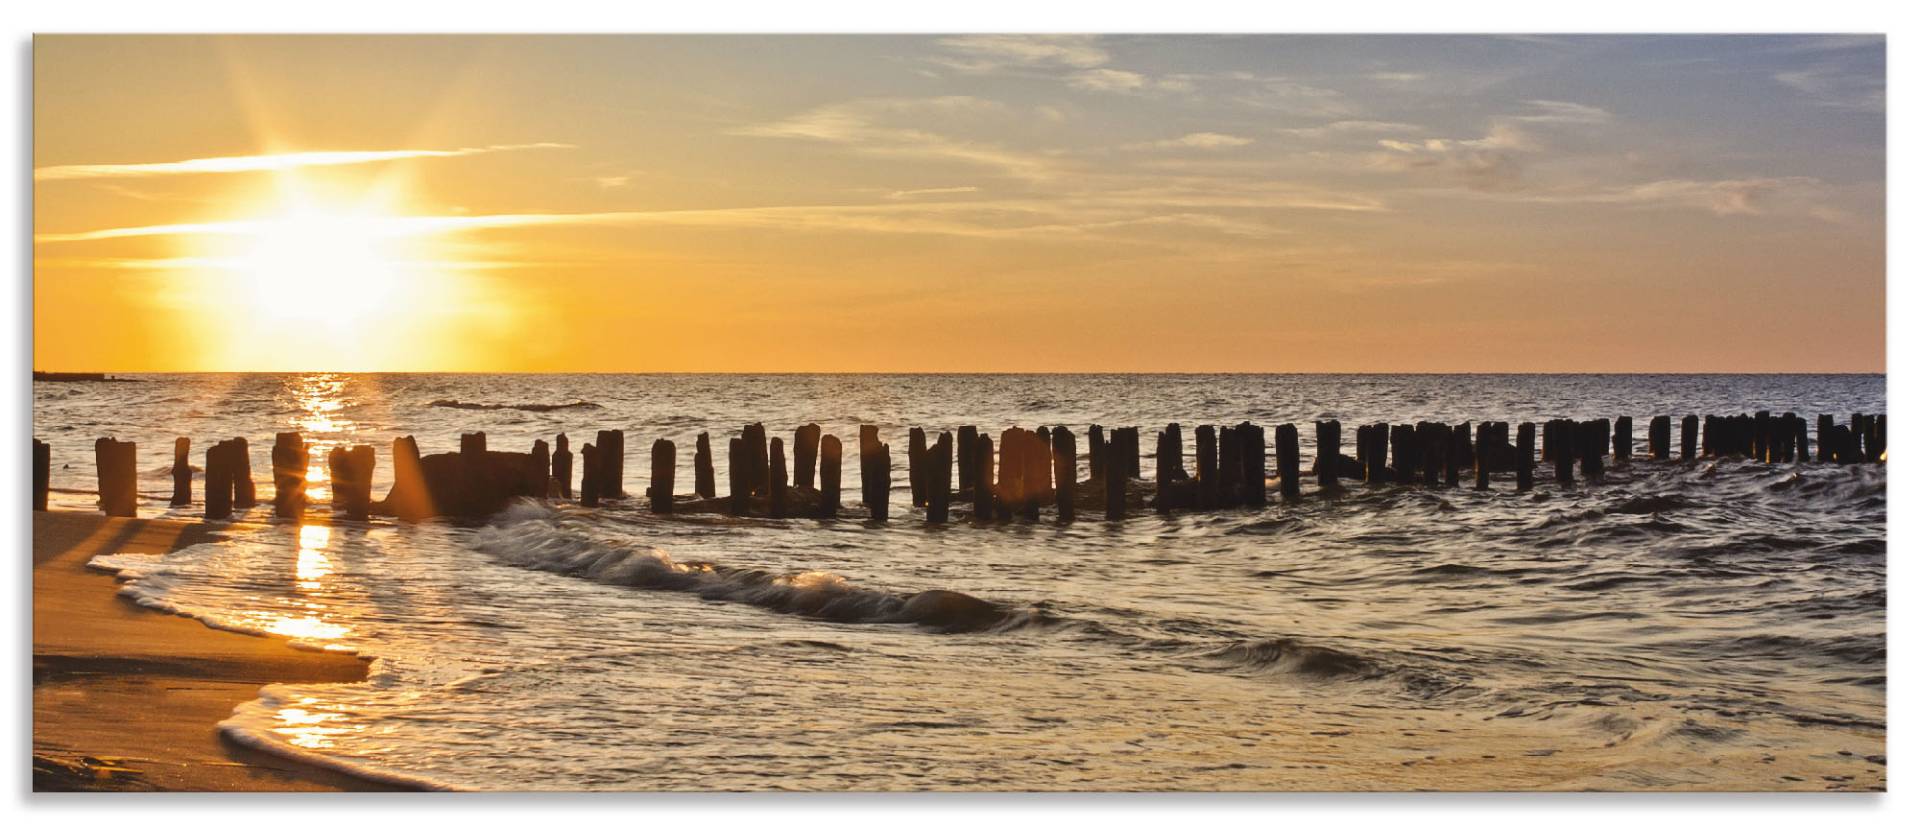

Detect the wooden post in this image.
[1163,423,1188,482]
[1104,435,1126,521]
[1474,423,1492,491]
[1816,414,1834,462]
[1155,427,1175,514]
[1612,417,1633,464]
[767,438,786,518]
[1581,419,1607,478]
[1240,422,1266,507]
[1647,416,1670,460]
[33,438,51,512]
[1088,424,1107,482]
[554,433,574,499]
[388,436,427,520]
[1364,423,1390,484]
[1794,415,1811,462]
[957,426,978,494]
[171,437,192,506]
[818,435,843,518]
[339,445,373,521]
[1196,424,1219,506]
[205,440,232,519]
[581,443,602,507]
[1053,426,1076,522]
[1516,422,1536,492]
[596,429,626,499]
[927,432,952,525]
[1389,424,1415,483]
[328,447,348,509]
[908,427,928,507]
[272,432,306,519]
[1679,415,1698,461]
[997,427,1028,521]
[1315,420,1340,491]
[530,439,550,500]
[795,424,821,489]
[726,438,745,515]
[1122,427,1143,479]
[1024,428,1049,520]
[862,432,890,521]
[651,438,676,514]
[1444,423,1465,487]
[232,438,256,508]
[972,432,996,522]
[694,433,716,498]
[1276,424,1300,500]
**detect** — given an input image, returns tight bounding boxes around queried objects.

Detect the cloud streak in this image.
[34,143,573,181]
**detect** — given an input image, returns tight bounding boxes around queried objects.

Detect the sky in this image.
[33,34,1885,372]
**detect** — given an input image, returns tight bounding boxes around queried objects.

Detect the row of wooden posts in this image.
[32,410,1888,521]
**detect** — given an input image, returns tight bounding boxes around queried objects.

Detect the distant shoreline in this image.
[32,371,135,383]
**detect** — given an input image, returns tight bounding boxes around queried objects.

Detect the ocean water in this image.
[35,373,1887,791]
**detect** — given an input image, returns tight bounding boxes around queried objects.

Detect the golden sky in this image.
[33,35,1886,372]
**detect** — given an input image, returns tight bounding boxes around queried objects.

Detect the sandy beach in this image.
[32,510,401,792]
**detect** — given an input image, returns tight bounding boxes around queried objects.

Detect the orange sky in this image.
[33,35,1886,372]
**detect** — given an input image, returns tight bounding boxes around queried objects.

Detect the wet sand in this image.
[32,510,402,792]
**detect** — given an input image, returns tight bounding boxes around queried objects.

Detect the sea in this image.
[32,373,1888,791]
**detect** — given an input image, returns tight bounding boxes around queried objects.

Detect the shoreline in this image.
[32,510,409,792]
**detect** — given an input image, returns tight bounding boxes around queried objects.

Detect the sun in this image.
[172,174,511,371]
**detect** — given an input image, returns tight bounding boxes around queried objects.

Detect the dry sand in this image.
[32,510,404,792]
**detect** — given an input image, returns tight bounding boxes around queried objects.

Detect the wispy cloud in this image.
[1774,64,1885,112]
[34,143,573,181]
[1277,120,1424,139]
[887,186,981,200]
[731,97,1058,180]
[1124,132,1254,151]
[928,35,1110,73]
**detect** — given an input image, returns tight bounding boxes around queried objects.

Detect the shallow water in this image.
[38,373,1887,790]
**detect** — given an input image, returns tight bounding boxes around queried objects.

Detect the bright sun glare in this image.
[175,174,507,371]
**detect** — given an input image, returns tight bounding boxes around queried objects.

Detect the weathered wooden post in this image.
[1088,424,1107,481]
[795,424,821,489]
[1104,436,1126,521]
[998,427,1028,521]
[1816,414,1834,462]
[1121,427,1143,479]
[819,435,843,518]
[862,432,891,521]
[596,429,626,499]
[205,440,233,520]
[1873,414,1887,462]
[1612,417,1633,464]
[1315,420,1341,491]
[581,443,602,507]
[1052,426,1076,522]
[170,437,192,506]
[1443,423,1466,487]
[232,438,256,508]
[1388,424,1415,484]
[927,432,952,525]
[93,437,137,514]
[529,439,550,501]
[1219,425,1242,503]
[1751,412,1772,461]
[1581,419,1608,478]
[767,438,786,518]
[1793,415,1810,462]
[334,445,373,521]
[972,432,995,522]
[1196,424,1219,506]
[1024,428,1049,520]
[651,438,676,514]
[1163,424,1188,482]
[1474,423,1492,491]
[725,438,745,515]
[1240,422,1266,507]
[908,427,928,507]
[957,425,978,494]
[271,432,306,519]
[1363,423,1390,484]
[689,433,714,498]
[1516,422,1536,492]
[1680,415,1698,461]
[387,436,427,520]
[1649,416,1670,460]
[1154,427,1175,514]
[1276,424,1300,500]
[554,434,574,499]
[33,438,51,512]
